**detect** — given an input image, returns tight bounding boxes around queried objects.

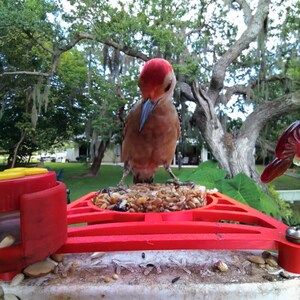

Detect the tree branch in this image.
[66,32,150,62]
[24,30,55,55]
[0,71,50,78]
[257,136,276,153]
[239,90,300,139]
[208,0,271,103]
[224,85,254,102]
[223,74,292,103]
[101,39,150,62]
[58,32,94,52]
[232,0,251,24]
[192,81,215,121]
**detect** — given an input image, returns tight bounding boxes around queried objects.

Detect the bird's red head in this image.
[138,58,174,103]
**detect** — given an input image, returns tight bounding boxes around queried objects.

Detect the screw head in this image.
[286,226,300,244]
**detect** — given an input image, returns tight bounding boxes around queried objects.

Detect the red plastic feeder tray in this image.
[58,191,300,274]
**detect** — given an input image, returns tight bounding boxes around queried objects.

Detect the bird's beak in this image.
[139,98,159,133]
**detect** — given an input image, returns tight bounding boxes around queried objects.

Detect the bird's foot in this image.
[97,184,128,196]
[116,182,129,191]
[166,179,195,188]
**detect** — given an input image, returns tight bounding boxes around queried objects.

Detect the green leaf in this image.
[218,173,280,217]
[218,173,261,206]
[179,162,280,218]
[179,161,227,186]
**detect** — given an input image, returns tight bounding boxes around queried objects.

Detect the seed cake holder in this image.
[60,191,300,273]
[1,172,300,281]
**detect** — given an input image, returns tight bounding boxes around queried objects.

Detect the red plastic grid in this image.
[58,191,300,274]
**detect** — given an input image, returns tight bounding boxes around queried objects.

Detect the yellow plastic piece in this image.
[0,167,48,181]
[24,168,48,175]
[3,167,27,172]
[0,171,26,181]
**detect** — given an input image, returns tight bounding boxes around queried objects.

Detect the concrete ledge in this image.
[2,250,300,300]
[3,279,300,300]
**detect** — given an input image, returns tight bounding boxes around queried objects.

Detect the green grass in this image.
[1,162,298,200]
[256,165,300,190]
[42,162,300,201]
[44,162,183,201]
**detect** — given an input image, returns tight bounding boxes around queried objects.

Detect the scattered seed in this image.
[0,235,15,248]
[261,251,272,259]
[115,265,122,275]
[279,271,291,279]
[23,260,56,278]
[103,276,110,283]
[91,252,106,260]
[46,257,59,266]
[214,260,229,272]
[169,257,191,274]
[262,274,275,282]
[265,257,278,267]
[143,266,154,276]
[112,274,119,280]
[90,259,103,266]
[72,261,79,267]
[50,253,64,263]
[247,255,265,265]
[141,252,145,259]
[171,276,181,284]
[10,273,24,286]
[62,260,68,266]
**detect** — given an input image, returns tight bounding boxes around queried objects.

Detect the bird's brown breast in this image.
[122,100,180,170]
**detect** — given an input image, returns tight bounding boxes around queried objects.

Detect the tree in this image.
[1,0,299,184]
[0,0,91,165]
[173,0,300,184]
[69,0,299,182]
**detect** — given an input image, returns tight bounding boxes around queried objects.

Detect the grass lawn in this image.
[1,162,298,201]
[40,162,299,202]
[256,165,300,190]
[44,162,183,201]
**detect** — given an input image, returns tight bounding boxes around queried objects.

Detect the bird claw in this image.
[166,179,195,188]
[97,185,128,196]
[116,183,128,191]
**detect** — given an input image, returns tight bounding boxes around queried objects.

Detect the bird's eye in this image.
[164,82,172,92]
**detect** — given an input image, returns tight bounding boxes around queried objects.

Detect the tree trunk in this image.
[89,139,110,176]
[11,130,26,168]
[194,90,300,184]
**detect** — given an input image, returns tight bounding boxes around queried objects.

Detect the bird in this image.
[260,120,300,183]
[119,58,180,185]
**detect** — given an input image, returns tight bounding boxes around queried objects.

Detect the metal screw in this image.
[286,226,300,244]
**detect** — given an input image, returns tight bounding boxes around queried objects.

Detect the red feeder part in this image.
[57,191,300,274]
[0,172,67,281]
[0,172,57,212]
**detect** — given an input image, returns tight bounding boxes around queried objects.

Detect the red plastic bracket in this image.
[0,179,67,280]
[58,191,300,274]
